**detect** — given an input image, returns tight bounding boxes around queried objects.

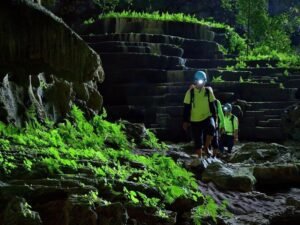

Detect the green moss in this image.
[0,105,224,220]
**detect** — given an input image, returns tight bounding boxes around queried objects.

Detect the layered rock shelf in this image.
[81,19,300,142]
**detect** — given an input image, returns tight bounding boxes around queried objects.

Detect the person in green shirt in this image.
[219,103,239,154]
[183,71,217,157]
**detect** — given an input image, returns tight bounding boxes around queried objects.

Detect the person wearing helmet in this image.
[183,71,217,157]
[219,103,239,154]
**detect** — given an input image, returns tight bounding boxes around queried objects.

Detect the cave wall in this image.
[0,0,104,125]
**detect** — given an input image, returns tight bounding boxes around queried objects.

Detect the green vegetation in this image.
[86,10,299,67]
[98,10,230,28]
[192,197,231,225]
[212,76,225,83]
[0,105,224,221]
[221,0,300,67]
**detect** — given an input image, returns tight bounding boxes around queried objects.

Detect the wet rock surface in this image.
[166,141,300,225]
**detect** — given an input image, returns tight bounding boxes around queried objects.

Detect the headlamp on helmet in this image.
[223,103,232,113]
[194,71,207,85]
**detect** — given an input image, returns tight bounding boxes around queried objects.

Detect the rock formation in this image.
[0,0,104,125]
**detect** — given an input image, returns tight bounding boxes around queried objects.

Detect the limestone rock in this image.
[0,0,104,124]
[199,181,300,225]
[254,163,300,188]
[119,120,148,145]
[1,197,42,225]
[229,142,289,163]
[202,162,256,192]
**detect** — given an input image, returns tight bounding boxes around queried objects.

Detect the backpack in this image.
[230,115,235,131]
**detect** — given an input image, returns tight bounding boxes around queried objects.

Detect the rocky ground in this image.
[165,141,300,225]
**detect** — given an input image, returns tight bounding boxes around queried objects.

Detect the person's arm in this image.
[183,90,191,130]
[218,101,225,131]
[234,116,239,142]
[207,87,217,119]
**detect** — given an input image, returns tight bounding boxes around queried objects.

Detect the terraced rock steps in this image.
[81,26,300,142]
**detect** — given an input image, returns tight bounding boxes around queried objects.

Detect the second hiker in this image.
[219,103,239,154]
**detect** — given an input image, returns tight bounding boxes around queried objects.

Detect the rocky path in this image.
[166,141,300,225]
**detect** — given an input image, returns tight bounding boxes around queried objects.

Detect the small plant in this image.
[192,198,231,225]
[235,60,247,69]
[225,65,235,71]
[86,191,99,205]
[23,158,33,171]
[283,70,289,77]
[141,129,167,150]
[279,83,285,89]
[211,76,224,83]
[192,197,219,225]
[123,187,140,204]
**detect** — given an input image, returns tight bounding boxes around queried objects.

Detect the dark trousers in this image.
[191,117,215,149]
[219,134,234,153]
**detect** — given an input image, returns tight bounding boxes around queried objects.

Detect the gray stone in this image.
[253,163,300,187]
[202,162,256,192]
[120,120,148,145]
[230,142,288,163]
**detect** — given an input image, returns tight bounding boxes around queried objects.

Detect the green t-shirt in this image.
[224,114,239,135]
[183,87,216,122]
[216,100,225,129]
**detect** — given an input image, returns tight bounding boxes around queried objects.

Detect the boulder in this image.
[202,162,256,192]
[229,142,290,163]
[0,0,104,124]
[253,163,300,188]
